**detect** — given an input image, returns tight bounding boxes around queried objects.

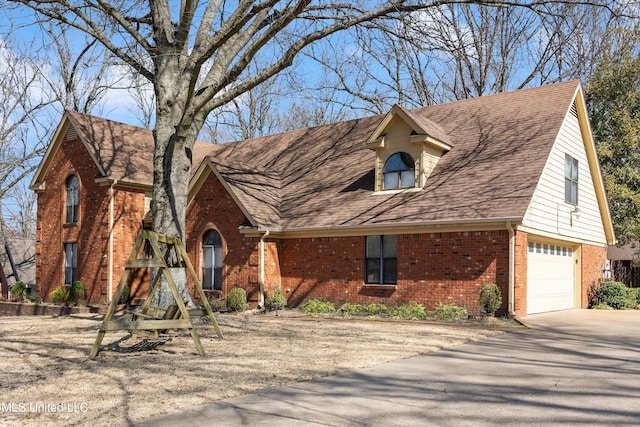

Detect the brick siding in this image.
[581,244,607,308]
[36,139,609,315]
[35,134,147,303]
[185,171,260,304]
[281,231,511,316]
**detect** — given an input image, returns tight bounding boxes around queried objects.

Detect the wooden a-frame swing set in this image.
[90,230,223,359]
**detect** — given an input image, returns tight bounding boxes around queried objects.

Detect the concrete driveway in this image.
[133,310,640,426]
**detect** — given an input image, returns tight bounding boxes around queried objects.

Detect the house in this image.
[0,238,36,299]
[607,243,640,287]
[30,80,614,316]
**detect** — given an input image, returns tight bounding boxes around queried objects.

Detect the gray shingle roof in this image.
[66,111,155,185]
[201,81,580,231]
[59,81,581,233]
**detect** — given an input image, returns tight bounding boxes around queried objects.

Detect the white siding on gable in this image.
[522,105,607,245]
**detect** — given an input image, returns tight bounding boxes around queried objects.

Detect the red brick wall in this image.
[185,171,260,303]
[110,188,148,300]
[581,244,607,308]
[513,230,528,316]
[263,239,283,298]
[35,134,147,303]
[281,231,510,315]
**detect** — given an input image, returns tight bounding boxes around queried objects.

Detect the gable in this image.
[366,105,452,191]
[31,111,154,192]
[522,89,614,245]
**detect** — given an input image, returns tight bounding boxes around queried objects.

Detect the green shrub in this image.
[207,298,224,312]
[479,284,502,316]
[227,287,247,311]
[626,287,639,308]
[67,281,86,305]
[9,281,27,302]
[595,281,634,309]
[49,286,69,304]
[265,288,287,310]
[432,302,468,321]
[592,302,614,310]
[391,301,428,320]
[301,299,335,314]
[340,303,390,316]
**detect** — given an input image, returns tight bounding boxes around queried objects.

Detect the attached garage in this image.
[527,241,577,314]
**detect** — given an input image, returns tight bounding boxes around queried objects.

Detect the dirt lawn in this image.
[0,311,515,426]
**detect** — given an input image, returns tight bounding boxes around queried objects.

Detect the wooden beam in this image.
[101,319,192,331]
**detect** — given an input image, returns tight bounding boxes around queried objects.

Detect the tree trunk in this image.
[150,65,199,308]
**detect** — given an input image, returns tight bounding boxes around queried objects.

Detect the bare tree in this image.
[0,41,54,202]
[6,0,629,306]
[204,70,288,142]
[40,22,115,114]
[302,3,623,113]
[3,182,37,239]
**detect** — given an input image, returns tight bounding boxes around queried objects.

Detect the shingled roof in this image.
[66,111,155,185]
[34,81,593,235]
[197,80,583,232]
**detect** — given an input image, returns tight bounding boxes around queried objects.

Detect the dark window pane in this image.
[366,236,381,258]
[383,235,397,258]
[66,176,78,223]
[214,267,223,291]
[64,243,77,285]
[202,229,223,290]
[383,259,397,284]
[202,268,213,290]
[366,259,380,283]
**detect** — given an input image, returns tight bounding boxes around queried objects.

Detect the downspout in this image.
[259,230,269,308]
[506,221,516,317]
[108,180,117,302]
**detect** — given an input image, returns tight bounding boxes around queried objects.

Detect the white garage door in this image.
[527,241,575,315]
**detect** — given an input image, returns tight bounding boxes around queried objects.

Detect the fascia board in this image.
[243,217,523,239]
[30,114,71,191]
[572,85,616,245]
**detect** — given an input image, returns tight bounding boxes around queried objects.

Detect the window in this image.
[365,235,397,284]
[202,230,223,291]
[64,243,77,285]
[383,152,415,190]
[565,154,578,205]
[66,175,79,223]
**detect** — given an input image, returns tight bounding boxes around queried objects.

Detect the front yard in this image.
[0,311,512,426]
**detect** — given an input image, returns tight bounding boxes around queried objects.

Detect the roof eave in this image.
[243,217,524,239]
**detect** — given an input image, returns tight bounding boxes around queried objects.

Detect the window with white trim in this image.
[383,153,415,190]
[202,230,223,291]
[565,154,578,205]
[64,243,77,285]
[66,175,79,223]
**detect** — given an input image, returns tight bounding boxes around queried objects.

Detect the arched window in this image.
[65,175,79,223]
[202,230,223,291]
[383,152,415,190]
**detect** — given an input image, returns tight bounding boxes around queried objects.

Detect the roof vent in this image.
[66,127,77,141]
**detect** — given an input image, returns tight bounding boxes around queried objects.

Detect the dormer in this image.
[367,105,452,192]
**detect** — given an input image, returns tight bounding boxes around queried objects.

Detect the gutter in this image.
[108,180,117,302]
[240,216,523,238]
[258,230,269,308]
[506,221,516,317]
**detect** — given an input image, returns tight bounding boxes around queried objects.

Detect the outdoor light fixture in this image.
[570,206,580,225]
